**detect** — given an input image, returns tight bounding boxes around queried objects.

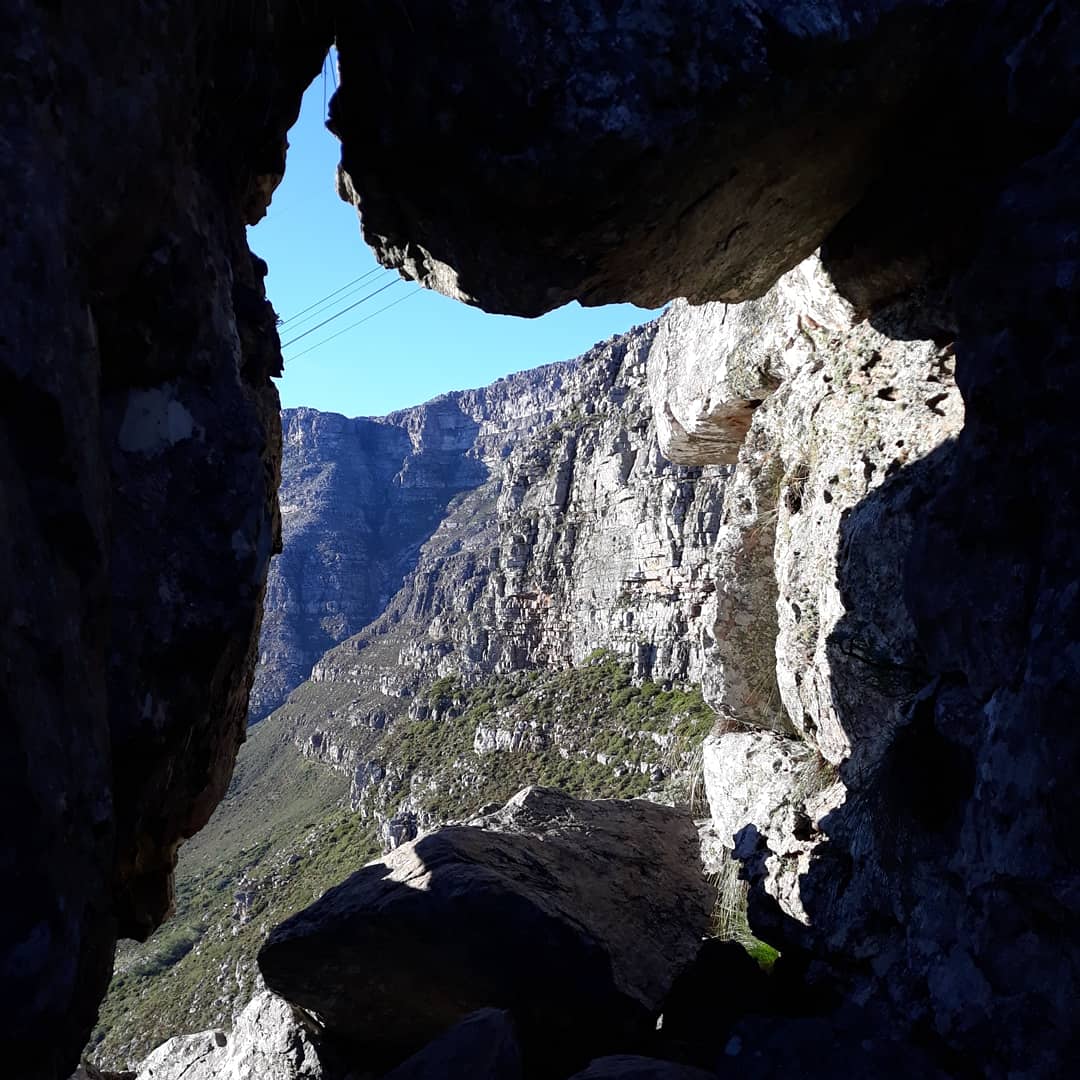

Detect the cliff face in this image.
[271,326,724,743]
[250,405,486,721]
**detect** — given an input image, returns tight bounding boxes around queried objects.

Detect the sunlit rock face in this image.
[250,404,488,722]
[267,326,728,766]
[129,991,325,1080]
[254,337,729,722]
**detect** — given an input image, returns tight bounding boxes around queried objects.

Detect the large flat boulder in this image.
[259,787,711,1075]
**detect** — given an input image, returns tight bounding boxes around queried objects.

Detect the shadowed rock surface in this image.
[259,787,711,1076]
[329,0,981,314]
[1,3,334,1075]
[567,1058,716,1080]
[381,1009,523,1080]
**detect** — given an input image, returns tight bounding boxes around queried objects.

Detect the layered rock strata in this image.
[255,340,725,720]
[267,327,726,756]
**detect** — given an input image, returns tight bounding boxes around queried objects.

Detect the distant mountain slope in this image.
[252,340,677,721]
[264,324,728,820]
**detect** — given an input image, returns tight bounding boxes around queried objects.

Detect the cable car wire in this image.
[280,279,400,348]
[285,287,422,362]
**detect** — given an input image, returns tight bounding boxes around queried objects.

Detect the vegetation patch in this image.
[356,651,717,826]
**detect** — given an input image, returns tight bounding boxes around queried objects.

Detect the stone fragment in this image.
[132,991,324,1080]
[259,787,711,1075]
[381,1009,522,1080]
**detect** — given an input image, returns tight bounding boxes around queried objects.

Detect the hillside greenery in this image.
[91,651,719,1069]
[361,650,717,823]
[90,718,364,1068]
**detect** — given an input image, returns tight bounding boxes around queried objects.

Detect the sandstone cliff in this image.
[255,330,726,724]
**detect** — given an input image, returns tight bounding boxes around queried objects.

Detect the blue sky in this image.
[249,57,659,419]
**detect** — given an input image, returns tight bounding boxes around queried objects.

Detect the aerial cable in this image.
[280,279,401,348]
[285,287,422,362]
[278,272,396,334]
[278,267,384,326]
[277,266,384,326]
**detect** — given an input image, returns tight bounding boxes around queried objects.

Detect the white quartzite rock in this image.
[648,253,855,467]
[134,991,323,1080]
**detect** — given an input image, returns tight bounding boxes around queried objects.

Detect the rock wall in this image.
[650,239,1078,1072]
[1,4,334,1075]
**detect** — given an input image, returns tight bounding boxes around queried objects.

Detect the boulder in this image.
[330,1,984,314]
[381,1009,522,1080]
[133,991,324,1080]
[70,1067,134,1080]
[259,787,712,1075]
